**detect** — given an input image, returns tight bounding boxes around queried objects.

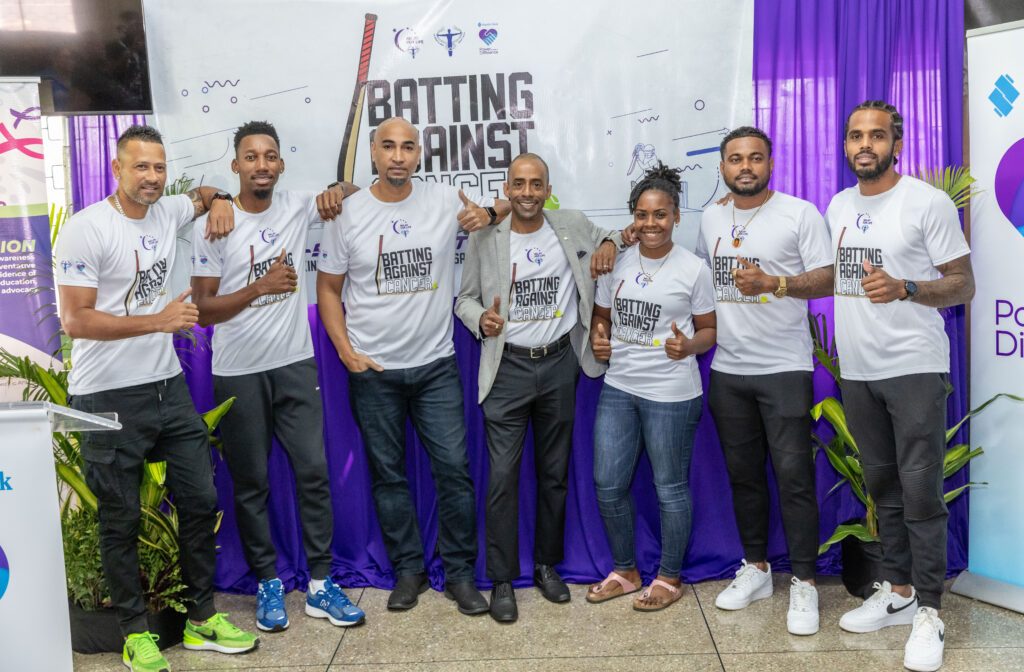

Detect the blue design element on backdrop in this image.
[990,74,1019,117]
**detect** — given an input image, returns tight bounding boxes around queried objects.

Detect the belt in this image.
[504,331,572,359]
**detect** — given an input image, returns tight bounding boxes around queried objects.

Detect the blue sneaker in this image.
[305,577,365,627]
[256,578,289,632]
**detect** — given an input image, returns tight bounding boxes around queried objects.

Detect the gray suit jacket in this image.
[456,209,621,403]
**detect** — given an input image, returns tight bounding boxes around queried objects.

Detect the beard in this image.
[253,187,273,200]
[386,175,410,187]
[848,149,895,180]
[124,183,162,206]
[724,171,770,197]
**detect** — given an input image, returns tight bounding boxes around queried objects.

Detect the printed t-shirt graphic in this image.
[55,195,193,395]
[696,192,832,374]
[596,245,716,402]
[825,176,970,381]
[318,182,494,369]
[504,220,578,347]
[191,191,321,376]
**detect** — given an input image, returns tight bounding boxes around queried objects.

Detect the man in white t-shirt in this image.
[55,125,258,671]
[316,117,509,616]
[829,101,974,672]
[191,121,365,634]
[454,153,622,622]
[696,127,834,636]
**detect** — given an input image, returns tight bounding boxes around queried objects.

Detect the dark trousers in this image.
[708,370,819,579]
[71,375,218,636]
[213,358,333,580]
[480,345,579,581]
[841,373,949,609]
[348,355,478,583]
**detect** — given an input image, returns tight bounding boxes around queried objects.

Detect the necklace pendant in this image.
[732,238,742,248]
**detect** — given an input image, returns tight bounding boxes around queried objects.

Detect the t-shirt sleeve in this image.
[54,215,102,288]
[295,190,323,228]
[922,191,970,266]
[595,269,614,308]
[694,227,711,267]
[691,263,717,315]
[317,213,350,275]
[797,203,834,269]
[190,216,223,277]
[169,193,195,230]
[450,186,496,210]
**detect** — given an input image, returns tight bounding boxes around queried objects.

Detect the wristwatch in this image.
[485,206,498,226]
[602,235,627,252]
[210,191,231,202]
[773,276,788,299]
[901,279,918,301]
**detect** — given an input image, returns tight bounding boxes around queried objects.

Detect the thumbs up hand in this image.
[732,256,775,296]
[256,249,298,296]
[456,190,490,232]
[480,295,505,337]
[664,321,694,360]
[591,321,612,361]
[158,288,200,333]
[860,259,905,303]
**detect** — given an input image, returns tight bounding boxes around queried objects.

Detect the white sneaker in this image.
[787,577,819,635]
[715,560,773,610]
[904,607,945,671]
[839,581,918,633]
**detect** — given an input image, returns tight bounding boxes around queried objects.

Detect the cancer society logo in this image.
[0,542,9,601]
[995,137,1024,235]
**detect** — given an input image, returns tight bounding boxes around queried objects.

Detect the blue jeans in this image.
[348,355,478,582]
[593,384,702,577]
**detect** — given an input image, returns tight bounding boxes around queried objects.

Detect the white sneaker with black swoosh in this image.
[838,581,917,633]
[904,606,945,672]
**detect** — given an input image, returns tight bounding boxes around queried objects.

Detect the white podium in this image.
[0,402,120,672]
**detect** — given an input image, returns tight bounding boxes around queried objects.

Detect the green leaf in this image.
[944,482,985,503]
[202,397,235,433]
[946,393,1024,443]
[818,522,878,555]
[914,165,981,210]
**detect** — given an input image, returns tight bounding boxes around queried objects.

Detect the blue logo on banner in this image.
[0,543,9,601]
[0,471,11,491]
[990,74,1019,117]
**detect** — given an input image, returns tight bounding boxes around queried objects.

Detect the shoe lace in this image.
[260,580,285,610]
[789,577,815,612]
[127,633,162,663]
[909,608,940,643]
[494,582,514,599]
[863,581,891,608]
[326,581,353,607]
[729,561,762,589]
[206,613,245,637]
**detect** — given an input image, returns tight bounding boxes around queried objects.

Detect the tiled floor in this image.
[73,576,1024,671]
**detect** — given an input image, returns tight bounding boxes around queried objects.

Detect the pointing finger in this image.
[175,288,192,302]
[458,190,472,207]
[491,295,501,312]
[738,257,756,270]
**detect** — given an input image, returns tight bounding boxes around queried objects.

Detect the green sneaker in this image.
[182,613,259,654]
[122,632,170,671]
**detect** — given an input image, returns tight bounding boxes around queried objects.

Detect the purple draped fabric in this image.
[67,114,146,212]
[74,0,968,593]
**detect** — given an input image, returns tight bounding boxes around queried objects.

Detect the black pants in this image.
[213,358,333,580]
[708,370,819,579]
[71,375,218,636]
[481,345,578,581]
[841,373,949,609]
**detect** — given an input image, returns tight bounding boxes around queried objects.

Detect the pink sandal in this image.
[586,571,641,603]
[633,578,684,612]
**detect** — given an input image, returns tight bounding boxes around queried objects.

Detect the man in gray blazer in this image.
[456,152,624,622]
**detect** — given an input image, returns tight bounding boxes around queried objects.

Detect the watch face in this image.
[906,280,918,296]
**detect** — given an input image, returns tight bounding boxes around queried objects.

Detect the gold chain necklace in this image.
[637,248,671,284]
[730,190,773,248]
[111,193,128,217]
[233,196,247,213]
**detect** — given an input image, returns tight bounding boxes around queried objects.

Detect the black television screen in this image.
[0,0,152,114]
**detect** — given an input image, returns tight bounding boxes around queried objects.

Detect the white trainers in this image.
[839,580,918,633]
[904,607,945,672]
[787,577,819,635]
[715,560,773,610]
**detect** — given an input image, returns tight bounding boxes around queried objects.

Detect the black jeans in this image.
[347,355,478,583]
[841,373,949,609]
[213,358,333,580]
[71,374,218,636]
[708,370,819,579]
[480,345,578,581]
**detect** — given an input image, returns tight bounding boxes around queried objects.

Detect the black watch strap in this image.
[485,206,498,226]
[211,191,231,202]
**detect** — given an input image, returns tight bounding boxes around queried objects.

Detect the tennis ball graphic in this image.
[544,194,560,210]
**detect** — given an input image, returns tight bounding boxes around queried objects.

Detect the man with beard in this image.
[454,153,621,622]
[317,116,511,616]
[191,121,365,633]
[830,102,973,672]
[696,126,833,635]
[56,124,258,672]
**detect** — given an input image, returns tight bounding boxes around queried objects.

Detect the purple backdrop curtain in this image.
[67,114,146,212]
[71,0,969,593]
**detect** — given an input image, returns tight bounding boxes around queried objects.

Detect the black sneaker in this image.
[534,564,570,603]
[444,580,489,615]
[387,573,428,611]
[489,581,518,623]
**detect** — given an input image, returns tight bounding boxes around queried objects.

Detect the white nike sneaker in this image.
[839,581,918,633]
[715,560,773,610]
[787,577,819,635]
[904,607,945,672]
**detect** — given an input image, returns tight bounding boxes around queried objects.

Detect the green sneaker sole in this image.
[181,632,258,654]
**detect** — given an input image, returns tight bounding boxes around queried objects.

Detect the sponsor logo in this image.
[525,247,544,265]
[199,255,209,265]
[994,137,1024,233]
[75,261,86,273]
[477,21,499,55]
[434,26,464,57]
[635,272,652,288]
[990,74,1019,118]
[260,228,279,245]
[855,212,873,233]
[886,598,916,615]
[0,542,8,601]
[60,259,72,273]
[391,219,412,237]
[479,28,498,46]
[139,234,158,251]
[393,27,423,59]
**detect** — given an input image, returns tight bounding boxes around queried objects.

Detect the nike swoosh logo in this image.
[886,598,917,614]
[938,629,945,642]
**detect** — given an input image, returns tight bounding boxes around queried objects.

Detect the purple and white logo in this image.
[60,259,72,273]
[855,213,873,233]
[479,29,498,45]
[0,542,9,601]
[140,235,158,251]
[75,261,86,273]
[392,219,412,237]
[526,247,544,265]
[635,272,653,288]
[995,137,1024,235]
[199,255,209,265]
[434,26,464,57]
[260,228,279,245]
[394,27,423,59]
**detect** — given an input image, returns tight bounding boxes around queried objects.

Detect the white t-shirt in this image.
[318,182,493,369]
[696,192,833,374]
[191,191,319,376]
[505,220,578,347]
[826,176,970,381]
[56,195,193,395]
[595,245,716,402]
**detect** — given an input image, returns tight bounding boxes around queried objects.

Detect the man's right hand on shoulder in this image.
[341,350,384,373]
[158,289,200,333]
